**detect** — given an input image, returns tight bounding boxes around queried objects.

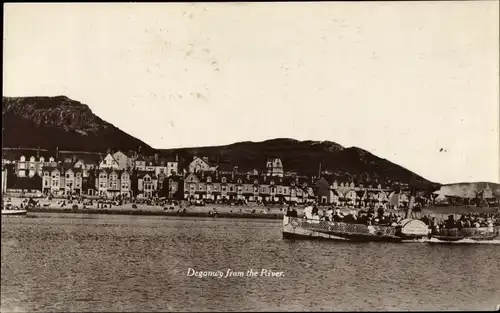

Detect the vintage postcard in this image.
[2,2,499,312]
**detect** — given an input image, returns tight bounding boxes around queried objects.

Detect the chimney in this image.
[154,153,159,163]
[106,148,111,155]
[175,154,178,162]
[37,147,40,158]
[56,146,59,159]
[72,155,77,164]
[231,170,235,182]
[193,155,197,161]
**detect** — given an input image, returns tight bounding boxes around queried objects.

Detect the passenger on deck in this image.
[325,207,333,221]
[379,215,391,225]
[343,210,355,224]
[377,206,385,218]
[311,205,319,216]
[444,215,456,229]
[303,205,313,220]
[333,210,343,222]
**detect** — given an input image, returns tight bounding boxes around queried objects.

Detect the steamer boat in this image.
[282,215,429,242]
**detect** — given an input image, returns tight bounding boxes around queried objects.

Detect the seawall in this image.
[26,207,285,219]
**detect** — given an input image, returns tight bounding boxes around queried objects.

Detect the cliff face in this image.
[2,96,153,153]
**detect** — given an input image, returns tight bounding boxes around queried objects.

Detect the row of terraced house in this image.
[2,148,414,205]
[2,149,181,199]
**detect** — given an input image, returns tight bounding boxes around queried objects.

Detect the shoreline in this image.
[24,207,285,219]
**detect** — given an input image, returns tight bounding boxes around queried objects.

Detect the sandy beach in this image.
[4,196,498,220]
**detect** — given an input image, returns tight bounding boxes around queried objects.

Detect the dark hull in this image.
[282,230,406,243]
[430,234,499,242]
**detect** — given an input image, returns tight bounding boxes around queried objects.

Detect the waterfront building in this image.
[41,166,84,196]
[96,168,131,198]
[15,155,49,178]
[137,171,158,198]
[183,172,311,203]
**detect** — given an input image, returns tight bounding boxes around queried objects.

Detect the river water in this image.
[1,213,499,312]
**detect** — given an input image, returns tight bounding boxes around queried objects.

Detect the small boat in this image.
[282,216,429,242]
[2,208,28,216]
[429,227,499,242]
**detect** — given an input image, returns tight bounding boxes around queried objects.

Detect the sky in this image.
[3,2,499,184]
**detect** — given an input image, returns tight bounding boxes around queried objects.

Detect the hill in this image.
[2,96,439,189]
[2,96,154,153]
[435,182,500,198]
[159,138,439,190]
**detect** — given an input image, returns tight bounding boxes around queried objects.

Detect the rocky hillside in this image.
[159,138,439,190]
[2,96,154,153]
[2,96,440,189]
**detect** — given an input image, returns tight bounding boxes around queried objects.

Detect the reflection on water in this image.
[2,213,499,312]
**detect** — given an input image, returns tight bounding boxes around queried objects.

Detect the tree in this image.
[131,170,138,198]
[173,177,184,200]
[160,176,170,198]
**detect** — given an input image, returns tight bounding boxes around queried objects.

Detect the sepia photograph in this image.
[2,1,499,312]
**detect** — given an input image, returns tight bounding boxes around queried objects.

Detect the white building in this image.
[99,154,120,170]
[266,158,284,177]
[113,151,129,170]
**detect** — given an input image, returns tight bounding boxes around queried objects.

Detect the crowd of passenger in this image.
[285,203,500,230]
[420,213,499,231]
[287,205,407,226]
